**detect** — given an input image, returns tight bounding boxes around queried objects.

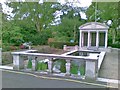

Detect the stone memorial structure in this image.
[79,22,109,49]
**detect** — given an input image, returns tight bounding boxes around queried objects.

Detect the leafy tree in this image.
[7,2,60,32]
[86,2,119,44]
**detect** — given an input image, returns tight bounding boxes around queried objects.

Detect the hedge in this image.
[49,42,78,49]
[111,43,120,48]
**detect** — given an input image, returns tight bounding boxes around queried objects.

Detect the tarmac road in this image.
[2,70,107,88]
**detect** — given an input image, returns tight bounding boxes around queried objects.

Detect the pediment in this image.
[79,22,109,30]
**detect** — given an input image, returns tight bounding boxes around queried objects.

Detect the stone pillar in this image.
[0,48,2,65]
[63,45,67,51]
[81,32,84,47]
[32,57,38,71]
[96,31,99,48]
[79,30,82,48]
[105,31,108,48]
[89,33,91,47]
[48,58,53,73]
[85,60,98,79]
[65,60,71,76]
[75,45,78,50]
[87,31,90,47]
[13,54,24,70]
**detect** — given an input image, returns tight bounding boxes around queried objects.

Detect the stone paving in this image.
[98,49,119,80]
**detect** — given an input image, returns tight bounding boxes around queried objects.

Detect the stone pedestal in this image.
[13,54,24,70]
[85,60,98,79]
[48,59,53,73]
[65,60,71,76]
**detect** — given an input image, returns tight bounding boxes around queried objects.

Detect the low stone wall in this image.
[11,50,99,80]
[63,45,79,51]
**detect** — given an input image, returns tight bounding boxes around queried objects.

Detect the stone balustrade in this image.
[11,50,99,80]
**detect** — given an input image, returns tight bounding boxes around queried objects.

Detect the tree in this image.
[7,1,60,32]
[86,2,119,44]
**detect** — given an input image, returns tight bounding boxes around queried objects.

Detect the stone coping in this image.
[11,50,98,61]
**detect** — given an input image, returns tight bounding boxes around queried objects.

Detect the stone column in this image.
[0,48,2,65]
[48,58,53,73]
[13,54,24,70]
[105,31,108,48]
[65,60,71,76]
[89,33,91,47]
[87,31,90,47]
[81,32,84,47]
[79,30,82,48]
[96,31,99,48]
[85,60,98,79]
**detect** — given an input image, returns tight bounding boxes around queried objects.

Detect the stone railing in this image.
[11,50,99,80]
[63,45,79,51]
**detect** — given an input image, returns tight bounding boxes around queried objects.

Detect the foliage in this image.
[2,21,24,46]
[70,64,78,74]
[110,43,120,48]
[27,60,32,69]
[79,65,85,76]
[7,2,60,32]
[52,16,83,42]
[59,59,66,73]
[37,62,48,71]
[49,42,78,49]
[28,30,52,45]
[86,2,119,44]
[70,63,85,75]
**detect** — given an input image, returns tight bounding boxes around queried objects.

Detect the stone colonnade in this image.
[79,30,108,48]
[12,53,98,79]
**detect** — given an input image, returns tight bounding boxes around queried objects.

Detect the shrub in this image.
[70,64,78,74]
[49,42,78,49]
[28,31,52,45]
[79,65,85,76]
[59,59,66,73]
[27,60,32,69]
[111,43,120,48]
[37,62,48,71]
